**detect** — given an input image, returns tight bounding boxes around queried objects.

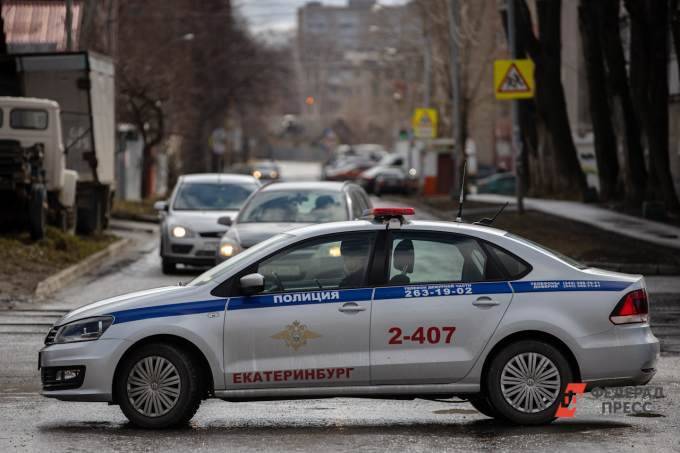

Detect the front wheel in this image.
[115,343,202,429]
[485,340,573,425]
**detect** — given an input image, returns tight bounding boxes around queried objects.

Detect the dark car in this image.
[227,160,281,181]
[476,172,516,195]
[215,181,372,262]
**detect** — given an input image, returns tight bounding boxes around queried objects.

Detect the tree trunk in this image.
[578,1,619,202]
[516,0,587,199]
[534,0,588,198]
[646,0,680,212]
[600,0,646,207]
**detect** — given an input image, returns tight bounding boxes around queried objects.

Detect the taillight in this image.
[610,289,649,325]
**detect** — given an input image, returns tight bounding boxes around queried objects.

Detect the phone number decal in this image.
[374,282,512,300]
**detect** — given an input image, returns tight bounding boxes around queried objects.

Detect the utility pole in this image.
[447,0,463,198]
[507,0,524,213]
[65,0,73,51]
[423,29,432,108]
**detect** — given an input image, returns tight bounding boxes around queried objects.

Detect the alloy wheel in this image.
[126,356,181,417]
[500,352,561,413]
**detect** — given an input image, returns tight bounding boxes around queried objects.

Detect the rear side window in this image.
[10,109,48,130]
[487,244,530,279]
[387,233,504,285]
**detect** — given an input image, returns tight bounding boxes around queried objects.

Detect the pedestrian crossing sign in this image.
[494,59,534,100]
[412,108,438,138]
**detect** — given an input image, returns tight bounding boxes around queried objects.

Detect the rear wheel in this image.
[116,343,202,429]
[485,340,573,425]
[29,185,46,240]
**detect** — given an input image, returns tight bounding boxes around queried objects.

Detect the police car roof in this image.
[260,181,349,192]
[178,173,259,184]
[284,218,509,238]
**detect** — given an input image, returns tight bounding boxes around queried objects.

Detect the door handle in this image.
[472,296,500,307]
[338,302,367,313]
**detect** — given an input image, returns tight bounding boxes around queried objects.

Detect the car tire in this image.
[485,340,573,425]
[467,394,502,419]
[162,258,176,274]
[116,343,202,429]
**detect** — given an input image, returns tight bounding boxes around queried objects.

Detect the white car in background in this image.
[154,174,260,273]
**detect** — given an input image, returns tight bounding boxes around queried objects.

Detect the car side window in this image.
[486,243,530,279]
[387,233,500,285]
[256,233,375,293]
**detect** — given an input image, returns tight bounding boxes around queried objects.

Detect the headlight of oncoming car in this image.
[219,241,242,258]
[54,316,113,344]
[171,225,193,238]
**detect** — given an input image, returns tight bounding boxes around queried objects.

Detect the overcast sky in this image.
[235,0,409,33]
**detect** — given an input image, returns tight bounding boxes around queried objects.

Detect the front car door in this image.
[370,229,515,385]
[224,232,377,389]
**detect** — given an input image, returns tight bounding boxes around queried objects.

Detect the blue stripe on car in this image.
[227,288,373,311]
[110,299,227,324]
[107,280,631,322]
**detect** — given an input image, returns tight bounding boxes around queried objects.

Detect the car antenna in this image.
[455,160,467,223]
[474,202,509,226]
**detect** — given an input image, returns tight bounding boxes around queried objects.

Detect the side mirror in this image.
[217,216,232,226]
[240,273,264,296]
[154,201,168,212]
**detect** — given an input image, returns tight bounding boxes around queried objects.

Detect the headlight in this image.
[219,241,241,257]
[54,316,113,344]
[253,170,262,179]
[269,171,278,179]
[171,225,190,238]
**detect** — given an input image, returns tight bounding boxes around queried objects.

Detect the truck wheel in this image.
[29,186,46,240]
[485,340,573,425]
[115,343,202,429]
[78,197,102,235]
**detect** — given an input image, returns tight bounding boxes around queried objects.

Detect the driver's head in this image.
[340,239,366,274]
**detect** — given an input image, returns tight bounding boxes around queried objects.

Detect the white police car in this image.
[39,208,659,428]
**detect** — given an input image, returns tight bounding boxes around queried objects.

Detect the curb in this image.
[111,212,159,224]
[34,237,132,299]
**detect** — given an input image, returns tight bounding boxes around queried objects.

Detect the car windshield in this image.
[505,233,588,270]
[188,233,292,287]
[173,182,257,211]
[239,190,347,223]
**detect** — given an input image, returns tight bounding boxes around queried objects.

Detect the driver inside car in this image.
[338,238,369,288]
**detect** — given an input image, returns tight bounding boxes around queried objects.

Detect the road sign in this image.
[209,127,227,155]
[412,108,438,139]
[494,59,534,100]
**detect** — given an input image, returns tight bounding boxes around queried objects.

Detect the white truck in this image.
[0,52,115,238]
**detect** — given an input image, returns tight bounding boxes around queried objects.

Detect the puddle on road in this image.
[432,408,478,415]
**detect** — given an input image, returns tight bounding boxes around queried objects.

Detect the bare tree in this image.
[625,0,680,213]
[515,0,588,198]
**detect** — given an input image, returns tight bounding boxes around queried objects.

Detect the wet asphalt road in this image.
[1,162,680,451]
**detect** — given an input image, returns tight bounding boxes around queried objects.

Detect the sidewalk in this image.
[469,194,680,251]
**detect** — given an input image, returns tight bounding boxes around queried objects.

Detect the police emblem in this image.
[272,320,321,350]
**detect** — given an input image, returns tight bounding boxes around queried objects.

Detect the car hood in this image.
[167,209,239,233]
[57,285,192,325]
[226,222,313,248]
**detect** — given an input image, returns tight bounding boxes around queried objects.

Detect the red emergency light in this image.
[371,207,415,217]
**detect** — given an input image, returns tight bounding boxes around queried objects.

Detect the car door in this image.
[224,232,377,389]
[370,230,514,385]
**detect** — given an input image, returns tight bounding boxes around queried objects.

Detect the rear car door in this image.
[224,232,377,389]
[370,230,514,384]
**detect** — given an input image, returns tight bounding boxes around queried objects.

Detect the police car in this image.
[39,208,659,428]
